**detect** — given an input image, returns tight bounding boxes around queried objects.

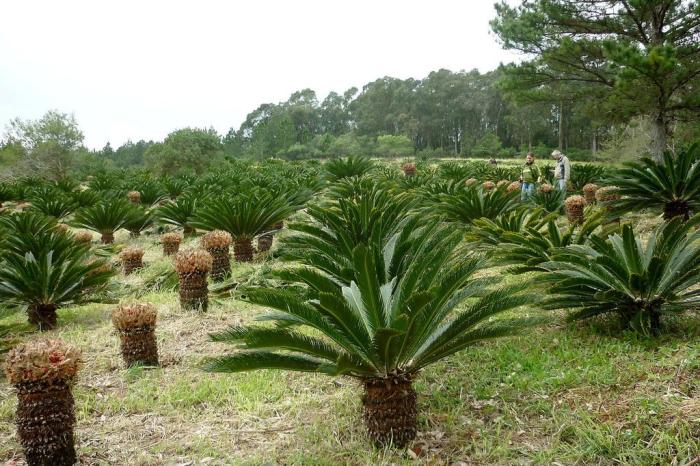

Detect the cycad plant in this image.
[192,191,296,262]
[569,164,606,192]
[28,191,78,221]
[607,144,700,220]
[205,217,538,447]
[491,210,608,274]
[433,184,520,226]
[324,156,375,182]
[0,219,114,329]
[466,207,555,249]
[123,205,154,237]
[73,198,133,244]
[156,193,200,236]
[528,184,566,214]
[542,216,700,334]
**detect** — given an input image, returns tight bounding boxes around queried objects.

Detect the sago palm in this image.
[156,193,201,236]
[191,191,297,262]
[124,205,155,237]
[0,218,114,329]
[204,217,539,447]
[73,198,132,244]
[324,156,375,182]
[434,184,520,226]
[541,216,700,334]
[28,192,78,221]
[607,144,700,220]
[466,207,555,249]
[491,210,608,274]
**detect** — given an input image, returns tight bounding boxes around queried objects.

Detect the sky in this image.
[0,0,519,149]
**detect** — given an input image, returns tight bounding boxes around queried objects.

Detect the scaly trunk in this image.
[100,232,114,244]
[663,199,689,221]
[361,373,417,447]
[207,247,231,282]
[178,271,209,312]
[15,379,77,466]
[234,239,254,262]
[27,304,58,331]
[117,326,159,367]
[257,233,273,252]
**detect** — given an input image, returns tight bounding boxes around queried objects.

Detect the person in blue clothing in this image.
[519,152,541,200]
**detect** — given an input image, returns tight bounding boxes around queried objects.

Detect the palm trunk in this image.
[257,232,273,252]
[361,374,417,447]
[207,247,231,281]
[663,199,689,221]
[100,232,114,244]
[15,379,77,466]
[234,239,254,262]
[28,304,58,331]
[178,271,209,312]
[117,325,159,367]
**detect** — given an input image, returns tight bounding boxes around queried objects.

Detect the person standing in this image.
[519,152,541,200]
[551,150,571,191]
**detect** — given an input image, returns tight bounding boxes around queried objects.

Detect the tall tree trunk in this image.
[558,101,565,150]
[591,128,598,155]
[650,113,667,163]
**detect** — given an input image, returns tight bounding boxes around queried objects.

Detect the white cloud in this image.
[0,0,518,148]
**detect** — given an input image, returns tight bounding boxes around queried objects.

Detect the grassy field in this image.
[1,215,699,465]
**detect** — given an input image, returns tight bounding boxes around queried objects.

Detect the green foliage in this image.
[73,198,133,235]
[607,144,700,220]
[204,214,539,378]
[489,210,608,274]
[192,191,296,240]
[434,185,521,226]
[569,164,606,192]
[0,215,114,310]
[156,193,203,234]
[145,128,223,175]
[472,132,502,157]
[528,187,565,214]
[28,189,78,220]
[123,205,154,236]
[375,134,413,157]
[324,156,375,182]
[542,217,700,334]
[466,207,555,249]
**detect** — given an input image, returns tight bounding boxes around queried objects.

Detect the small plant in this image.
[119,247,145,275]
[160,232,182,256]
[201,230,232,281]
[156,193,200,236]
[73,230,93,244]
[324,156,375,181]
[402,163,416,177]
[127,190,141,204]
[73,198,132,244]
[174,249,212,312]
[564,195,586,224]
[483,180,496,190]
[112,303,158,367]
[595,185,621,203]
[582,183,598,203]
[507,181,521,193]
[5,338,82,466]
[124,205,154,237]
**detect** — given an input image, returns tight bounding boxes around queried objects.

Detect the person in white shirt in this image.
[551,150,571,191]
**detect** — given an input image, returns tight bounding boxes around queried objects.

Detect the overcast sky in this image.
[0,0,519,149]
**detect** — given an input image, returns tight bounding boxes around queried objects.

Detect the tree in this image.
[491,0,700,161]
[3,110,84,179]
[144,128,223,175]
[375,134,414,157]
